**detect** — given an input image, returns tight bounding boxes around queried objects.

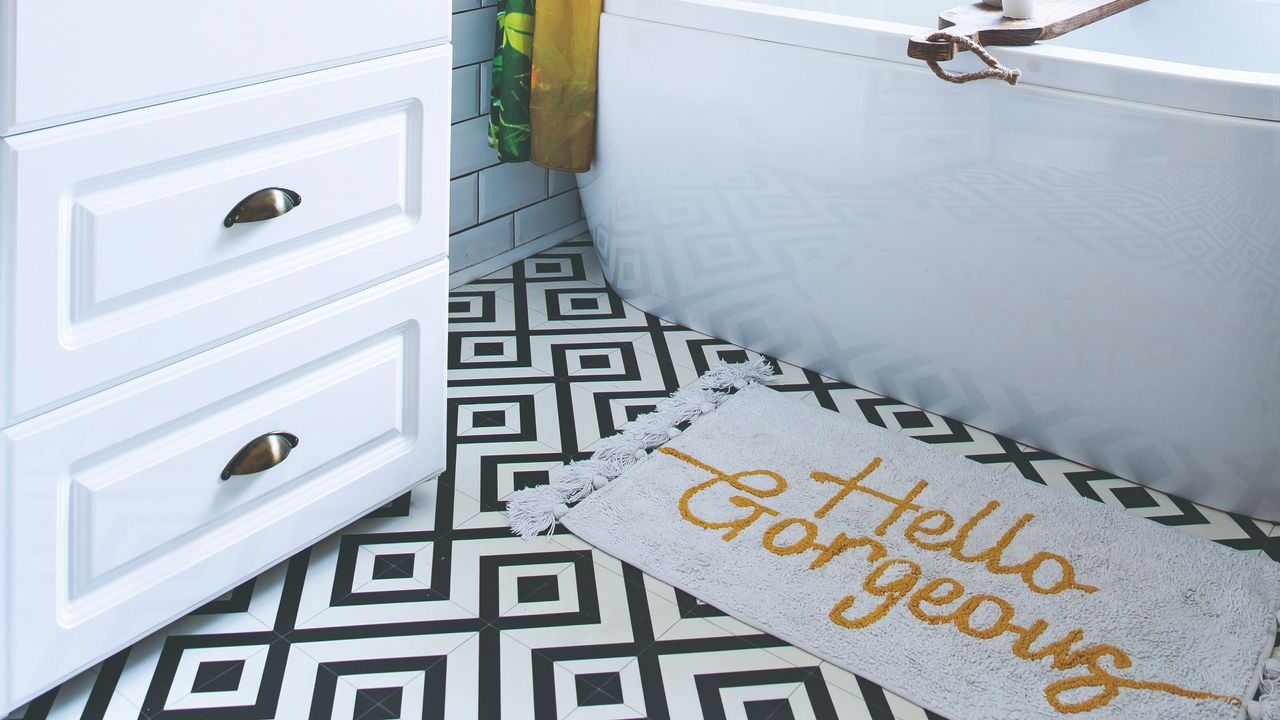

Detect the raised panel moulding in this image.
[65,102,423,332]
[62,323,420,619]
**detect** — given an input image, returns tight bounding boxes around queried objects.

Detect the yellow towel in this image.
[529,0,603,173]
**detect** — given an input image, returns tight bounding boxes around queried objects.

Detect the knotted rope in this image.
[926,32,1022,85]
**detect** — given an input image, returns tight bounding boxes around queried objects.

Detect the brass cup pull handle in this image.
[223,187,302,228]
[221,432,299,481]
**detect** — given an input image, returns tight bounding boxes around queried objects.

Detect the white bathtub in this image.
[578,0,1280,520]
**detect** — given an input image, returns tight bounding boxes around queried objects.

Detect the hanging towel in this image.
[529,0,603,172]
[488,0,536,162]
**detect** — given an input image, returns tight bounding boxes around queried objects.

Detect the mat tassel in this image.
[506,485,568,539]
[507,357,777,538]
[1247,657,1280,720]
[550,458,619,503]
[698,355,776,391]
[664,385,727,422]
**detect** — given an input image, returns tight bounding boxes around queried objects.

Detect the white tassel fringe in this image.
[507,485,568,539]
[507,356,777,538]
[592,433,649,469]
[626,411,684,448]
[663,385,728,424]
[551,458,619,503]
[698,355,777,392]
[1247,657,1280,720]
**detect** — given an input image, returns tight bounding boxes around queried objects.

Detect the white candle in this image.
[1002,0,1035,19]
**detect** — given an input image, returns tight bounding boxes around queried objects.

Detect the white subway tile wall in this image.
[478,162,548,221]
[515,188,582,245]
[549,169,577,195]
[451,64,480,122]
[449,174,479,233]
[449,215,514,268]
[449,2,584,279]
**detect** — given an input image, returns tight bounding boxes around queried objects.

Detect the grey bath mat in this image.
[509,361,1280,720]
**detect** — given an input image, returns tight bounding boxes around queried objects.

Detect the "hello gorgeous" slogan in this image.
[662,446,1241,715]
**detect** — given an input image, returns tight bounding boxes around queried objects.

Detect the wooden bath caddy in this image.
[908,0,1149,63]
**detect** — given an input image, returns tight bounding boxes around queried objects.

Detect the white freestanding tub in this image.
[578,0,1280,520]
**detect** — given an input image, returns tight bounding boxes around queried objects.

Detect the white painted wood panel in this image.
[74,336,403,588]
[0,46,452,427]
[0,260,448,711]
[0,0,450,135]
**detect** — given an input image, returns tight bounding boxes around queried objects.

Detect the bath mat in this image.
[508,360,1280,720]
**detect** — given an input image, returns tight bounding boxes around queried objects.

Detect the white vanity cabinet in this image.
[0,0,451,135]
[0,2,452,711]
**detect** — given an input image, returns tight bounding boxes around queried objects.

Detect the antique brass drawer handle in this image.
[220,432,299,481]
[223,187,302,228]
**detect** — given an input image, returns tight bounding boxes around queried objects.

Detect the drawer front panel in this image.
[76,110,416,312]
[72,329,409,592]
[1,0,450,135]
[1,261,447,709]
[0,47,450,426]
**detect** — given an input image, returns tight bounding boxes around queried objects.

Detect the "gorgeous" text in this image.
[663,446,1240,715]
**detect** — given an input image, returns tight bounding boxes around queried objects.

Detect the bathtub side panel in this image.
[579,14,1280,520]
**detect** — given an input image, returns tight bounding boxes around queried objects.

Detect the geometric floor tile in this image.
[12,235,1275,720]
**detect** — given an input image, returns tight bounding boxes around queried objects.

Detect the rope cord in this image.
[925,32,1022,85]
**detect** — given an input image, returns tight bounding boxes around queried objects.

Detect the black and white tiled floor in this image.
[11,236,1279,720]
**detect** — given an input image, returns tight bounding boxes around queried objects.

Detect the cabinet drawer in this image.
[0,0,450,135]
[0,47,450,426]
[0,261,447,710]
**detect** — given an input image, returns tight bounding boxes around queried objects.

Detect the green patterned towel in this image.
[488,0,535,163]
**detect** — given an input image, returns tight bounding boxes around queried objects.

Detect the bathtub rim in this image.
[604,0,1280,123]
